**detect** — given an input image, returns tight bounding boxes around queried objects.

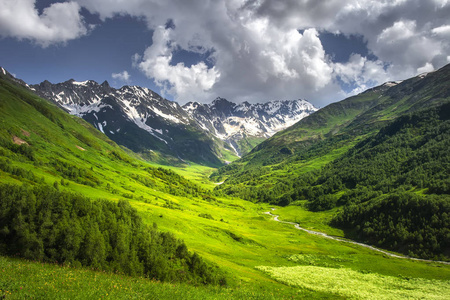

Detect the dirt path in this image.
[263,209,450,265]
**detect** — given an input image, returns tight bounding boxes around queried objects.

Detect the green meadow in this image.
[257,264,450,300]
[1,72,449,299]
[1,177,449,299]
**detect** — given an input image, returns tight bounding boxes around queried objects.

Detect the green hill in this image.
[0,71,225,284]
[214,64,450,179]
[213,64,450,260]
[303,103,450,259]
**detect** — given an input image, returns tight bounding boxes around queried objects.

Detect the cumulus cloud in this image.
[133,26,220,102]
[68,0,340,104]
[377,20,417,43]
[112,70,131,83]
[244,0,450,103]
[416,62,435,74]
[333,54,389,95]
[5,0,449,105]
[211,25,335,105]
[432,25,450,37]
[0,0,89,47]
[87,0,448,104]
[332,0,450,82]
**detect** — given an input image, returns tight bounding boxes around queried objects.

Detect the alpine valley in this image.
[31,78,316,165]
[0,63,449,300]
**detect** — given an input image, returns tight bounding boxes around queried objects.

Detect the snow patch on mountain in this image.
[228,142,241,158]
[63,102,113,116]
[97,122,105,134]
[72,80,90,86]
[152,106,184,124]
[183,98,317,150]
[31,76,317,160]
[383,81,403,87]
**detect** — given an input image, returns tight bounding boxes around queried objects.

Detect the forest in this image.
[214,102,450,259]
[0,183,226,285]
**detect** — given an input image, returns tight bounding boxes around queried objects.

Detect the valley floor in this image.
[2,170,449,299]
[265,209,450,265]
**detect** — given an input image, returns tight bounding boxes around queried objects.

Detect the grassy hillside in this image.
[212,64,450,261]
[213,64,450,192]
[0,71,227,283]
[1,71,449,299]
[209,87,389,201]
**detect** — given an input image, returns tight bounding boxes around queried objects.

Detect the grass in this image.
[273,203,344,237]
[0,256,327,300]
[256,265,450,300]
[1,76,450,299]
[2,157,450,299]
[146,161,219,189]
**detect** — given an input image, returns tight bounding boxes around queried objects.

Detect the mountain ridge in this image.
[183,97,317,156]
[28,77,316,163]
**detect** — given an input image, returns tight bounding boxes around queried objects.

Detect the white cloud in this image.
[331,0,450,83]
[210,19,334,105]
[67,0,339,104]
[116,1,447,104]
[112,70,131,83]
[417,62,435,74]
[0,0,89,47]
[333,54,390,96]
[377,20,416,43]
[6,0,449,105]
[134,26,220,102]
[432,25,450,37]
[61,0,450,105]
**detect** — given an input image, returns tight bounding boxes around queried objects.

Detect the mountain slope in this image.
[213,64,450,260]
[31,79,227,166]
[31,79,317,164]
[1,68,450,298]
[325,103,450,259]
[0,69,225,283]
[214,64,450,189]
[235,64,449,171]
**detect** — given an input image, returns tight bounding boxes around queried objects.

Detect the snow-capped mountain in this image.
[34,79,189,141]
[183,97,317,156]
[31,79,225,166]
[31,78,317,164]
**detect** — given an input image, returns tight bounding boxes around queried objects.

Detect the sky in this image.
[1,0,449,107]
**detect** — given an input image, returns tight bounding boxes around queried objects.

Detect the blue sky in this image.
[0,14,158,91]
[1,1,449,107]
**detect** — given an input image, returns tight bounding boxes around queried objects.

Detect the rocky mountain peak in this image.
[183,98,317,156]
[29,75,318,162]
[101,80,110,88]
[0,66,30,87]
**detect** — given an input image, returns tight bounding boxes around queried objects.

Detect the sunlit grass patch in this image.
[274,204,344,236]
[286,254,354,268]
[256,265,450,300]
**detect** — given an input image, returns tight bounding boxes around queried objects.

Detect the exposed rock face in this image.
[183,97,317,156]
[31,79,317,162]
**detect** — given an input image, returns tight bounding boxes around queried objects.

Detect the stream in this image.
[263,209,450,265]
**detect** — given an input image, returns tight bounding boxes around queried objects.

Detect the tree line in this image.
[0,183,226,285]
[214,102,450,260]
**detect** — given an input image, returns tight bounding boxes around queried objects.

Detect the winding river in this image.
[263,209,450,265]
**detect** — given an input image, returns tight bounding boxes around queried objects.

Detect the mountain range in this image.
[28,77,316,165]
[0,62,449,299]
